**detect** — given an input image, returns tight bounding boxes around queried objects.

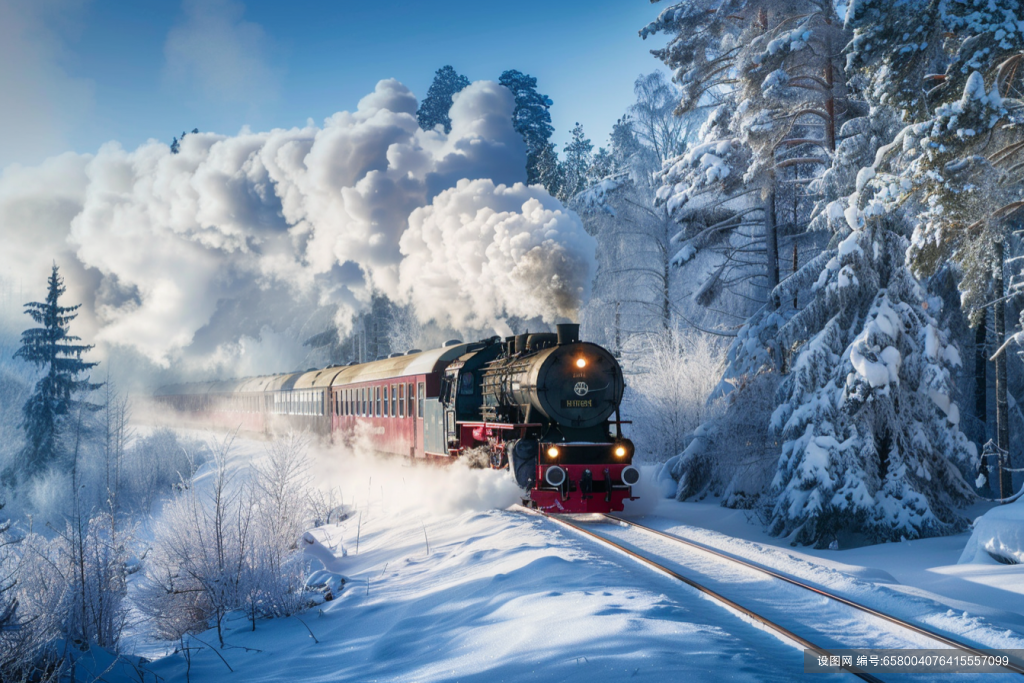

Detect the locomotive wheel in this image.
[490,447,508,469]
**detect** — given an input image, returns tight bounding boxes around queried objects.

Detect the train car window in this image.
[398,384,405,418]
[361,387,365,416]
[383,386,389,417]
[375,386,381,417]
[408,383,414,417]
[390,384,397,416]
[460,371,474,395]
[417,381,425,418]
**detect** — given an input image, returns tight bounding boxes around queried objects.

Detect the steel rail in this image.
[603,513,1024,677]
[511,504,883,682]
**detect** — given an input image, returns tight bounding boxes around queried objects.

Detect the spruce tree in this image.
[416,66,471,134]
[767,214,978,546]
[559,122,593,201]
[13,264,101,476]
[499,69,559,193]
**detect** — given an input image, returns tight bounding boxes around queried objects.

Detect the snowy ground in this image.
[114,432,1023,682]
[625,493,1024,644]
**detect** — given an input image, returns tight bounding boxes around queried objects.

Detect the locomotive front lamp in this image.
[614,446,627,457]
[576,358,587,368]
[547,446,560,459]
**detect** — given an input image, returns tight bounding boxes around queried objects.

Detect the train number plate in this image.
[561,399,593,408]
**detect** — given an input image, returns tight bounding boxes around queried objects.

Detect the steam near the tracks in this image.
[307,431,525,517]
[0,78,596,379]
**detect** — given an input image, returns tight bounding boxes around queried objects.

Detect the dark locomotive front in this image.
[442,323,638,513]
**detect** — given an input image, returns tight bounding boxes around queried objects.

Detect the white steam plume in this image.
[0,79,597,377]
[399,179,594,329]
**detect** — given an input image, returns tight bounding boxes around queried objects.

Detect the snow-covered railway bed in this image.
[528,509,1024,682]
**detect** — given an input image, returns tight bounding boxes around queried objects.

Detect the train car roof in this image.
[151,343,475,397]
[329,343,473,387]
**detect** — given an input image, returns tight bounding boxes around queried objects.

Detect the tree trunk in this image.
[662,247,670,329]
[824,55,836,153]
[765,185,780,308]
[974,313,987,436]
[792,243,799,309]
[994,241,1012,501]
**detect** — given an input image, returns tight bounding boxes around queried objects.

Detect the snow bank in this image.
[959,500,1024,565]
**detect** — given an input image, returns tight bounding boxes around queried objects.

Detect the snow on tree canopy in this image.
[768,216,978,546]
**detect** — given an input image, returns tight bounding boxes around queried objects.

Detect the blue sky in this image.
[2,0,669,170]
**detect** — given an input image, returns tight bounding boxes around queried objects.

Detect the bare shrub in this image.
[138,433,313,643]
[120,428,209,514]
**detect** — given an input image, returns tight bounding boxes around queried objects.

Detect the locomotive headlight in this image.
[547,446,560,459]
[614,446,627,457]
[576,358,587,368]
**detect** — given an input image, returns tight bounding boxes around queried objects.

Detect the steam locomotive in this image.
[153,323,638,513]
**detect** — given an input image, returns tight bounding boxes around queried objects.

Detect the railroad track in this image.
[512,504,1024,681]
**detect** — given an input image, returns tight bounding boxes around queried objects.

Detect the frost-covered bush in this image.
[120,428,209,514]
[138,435,312,642]
[623,327,725,462]
[659,369,781,507]
[4,508,134,681]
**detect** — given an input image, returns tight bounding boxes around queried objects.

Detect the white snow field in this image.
[623,479,1024,651]
[122,435,1022,682]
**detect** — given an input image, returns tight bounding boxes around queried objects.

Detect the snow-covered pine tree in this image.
[416,65,471,134]
[559,123,594,202]
[499,69,560,193]
[847,0,1024,496]
[13,264,101,477]
[645,0,850,333]
[766,209,978,546]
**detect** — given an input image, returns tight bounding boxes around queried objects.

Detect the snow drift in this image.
[959,499,1024,565]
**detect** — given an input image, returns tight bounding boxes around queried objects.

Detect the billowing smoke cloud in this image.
[398,179,593,330]
[0,79,597,377]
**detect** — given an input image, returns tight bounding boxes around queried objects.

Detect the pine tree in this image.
[846,0,1024,497]
[499,69,559,192]
[559,122,593,201]
[170,128,198,155]
[13,264,101,476]
[766,214,978,546]
[416,66,471,134]
[645,0,850,327]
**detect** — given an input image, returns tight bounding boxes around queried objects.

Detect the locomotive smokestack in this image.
[556,323,580,345]
[515,333,529,355]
